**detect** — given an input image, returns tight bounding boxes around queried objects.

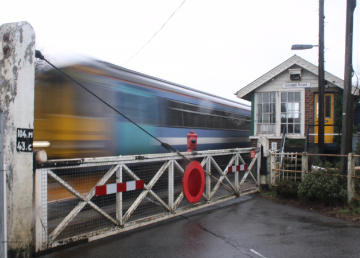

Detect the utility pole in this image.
[318,0,325,154]
[341,0,356,167]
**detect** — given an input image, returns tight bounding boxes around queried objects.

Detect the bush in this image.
[276,180,299,199]
[298,171,347,205]
[356,177,360,194]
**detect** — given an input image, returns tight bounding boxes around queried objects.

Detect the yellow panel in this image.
[34,114,112,158]
[314,93,334,143]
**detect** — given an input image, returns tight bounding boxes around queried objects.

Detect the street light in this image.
[291,41,325,154]
[291,44,318,50]
[291,43,325,153]
[290,1,325,154]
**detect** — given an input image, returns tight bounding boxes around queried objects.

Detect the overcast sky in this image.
[1,0,359,103]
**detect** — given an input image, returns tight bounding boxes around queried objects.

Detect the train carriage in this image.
[35,59,251,158]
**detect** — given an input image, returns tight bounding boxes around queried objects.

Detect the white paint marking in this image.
[126,181,136,191]
[106,183,117,194]
[33,141,51,148]
[250,249,267,258]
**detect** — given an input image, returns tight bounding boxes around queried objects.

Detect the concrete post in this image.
[270,151,276,188]
[301,152,308,181]
[0,22,35,256]
[257,148,261,189]
[347,153,355,204]
[0,114,7,258]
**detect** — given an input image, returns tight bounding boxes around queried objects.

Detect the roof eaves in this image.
[236,55,345,98]
[236,55,300,98]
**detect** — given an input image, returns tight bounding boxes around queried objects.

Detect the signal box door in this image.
[314,93,334,143]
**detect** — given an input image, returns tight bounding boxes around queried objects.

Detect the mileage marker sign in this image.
[16,128,33,152]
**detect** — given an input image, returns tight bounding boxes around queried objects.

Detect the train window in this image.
[164,99,250,130]
[167,107,184,127]
[117,89,158,125]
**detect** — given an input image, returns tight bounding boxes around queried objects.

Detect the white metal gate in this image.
[35,147,260,252]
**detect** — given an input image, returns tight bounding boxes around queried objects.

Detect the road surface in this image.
[39,194,360,258]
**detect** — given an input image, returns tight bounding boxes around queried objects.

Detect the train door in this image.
[116,84,159,154]
[314,93,334,143]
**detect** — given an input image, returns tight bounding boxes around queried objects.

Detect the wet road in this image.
[39,195,360,258]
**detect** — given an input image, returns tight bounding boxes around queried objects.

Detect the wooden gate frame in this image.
[35,148,260,251]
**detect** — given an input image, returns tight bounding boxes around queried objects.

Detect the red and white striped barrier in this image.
[227,164,248,173]
[95,180,144,196]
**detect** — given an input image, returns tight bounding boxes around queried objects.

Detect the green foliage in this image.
[261,190,277,198]
[338,207,360,216]
[354,207,360,214]
[298,171,347,205]
[349,198,360,208]
[338,208,351,215]
[276,180,299,199]
[355,140,360,155]
[356,177,360,194]
[315,158,341,170]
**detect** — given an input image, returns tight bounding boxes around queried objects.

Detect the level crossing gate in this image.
[35,147,260,251]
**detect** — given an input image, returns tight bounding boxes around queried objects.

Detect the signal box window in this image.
[255,92,276,134]
[281,92,301,134]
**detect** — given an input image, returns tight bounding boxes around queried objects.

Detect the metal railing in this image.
[271,152,304,184]
[270,152,360,204]
[35,148,260,252]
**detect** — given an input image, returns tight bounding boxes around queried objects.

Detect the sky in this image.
[1,0,359,103]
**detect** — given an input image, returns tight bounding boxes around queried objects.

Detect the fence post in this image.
[205,156,211,201]
[347,153,355,204]
[116,165,123,225]
[270,151,276,188]
[0,22,35,256]
[35,169,48,252]
[301,152,308,181]
[168,160,174,212]
[257,148,261,189]
[234,154,239,194]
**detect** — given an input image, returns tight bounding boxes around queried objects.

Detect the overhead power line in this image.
[125,0,186,65]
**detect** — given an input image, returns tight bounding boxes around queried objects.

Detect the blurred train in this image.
[34,59,251,159]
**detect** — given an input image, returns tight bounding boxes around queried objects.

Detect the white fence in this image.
[270,151,360,204]
[35,148,260,252]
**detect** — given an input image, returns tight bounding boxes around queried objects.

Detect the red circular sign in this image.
[182,161,205,203]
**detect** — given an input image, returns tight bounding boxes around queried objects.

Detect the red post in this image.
[187,131,198,152]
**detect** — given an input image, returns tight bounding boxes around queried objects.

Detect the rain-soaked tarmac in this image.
[38,194,360,258]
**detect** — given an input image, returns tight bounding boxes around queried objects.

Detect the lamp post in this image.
[340,0,356,172]
[318,0,325,154]
[291,41,325,153]
[291,0,325,154]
